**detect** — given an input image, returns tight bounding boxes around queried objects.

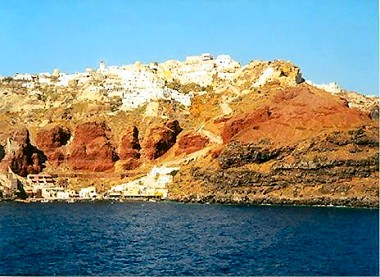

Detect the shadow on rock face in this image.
[0,145,5,161]
[2,128,48,177]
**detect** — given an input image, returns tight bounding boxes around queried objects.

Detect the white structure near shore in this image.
[107,166,179,199]
[25,174,77,200]
[79,186,97,199]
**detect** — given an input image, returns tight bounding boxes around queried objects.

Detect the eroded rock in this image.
[36,125,71,166]
[119,126,141,160]
[0,128,46,176]
[142,120,182,160]
[176,133,209,155]
[68,122,118,171]
[118,126,141,170]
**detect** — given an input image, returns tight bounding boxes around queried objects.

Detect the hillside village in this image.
[0,53,378,206]
[6,53,239,112]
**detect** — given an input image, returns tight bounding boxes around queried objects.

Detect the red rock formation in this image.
[0,128,46,177]
[36,126,71,166]
[176,133,209,155]
[118,126,141,170]
[119,126,141,160]
[221,106,272,143]
[67,122,118,171]
[221,86,372,146]
[142,120,182,160]
[119,159,141,171]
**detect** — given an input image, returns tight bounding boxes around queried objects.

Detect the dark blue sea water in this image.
[0,202,378,276]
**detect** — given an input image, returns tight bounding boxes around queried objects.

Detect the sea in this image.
[0,201,378,276]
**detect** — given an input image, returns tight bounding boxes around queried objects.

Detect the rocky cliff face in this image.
[0,58,378,206]
[176,133,209,156]
[67,122,119,172]
[179,126,378,207]
[234,60,304,90]
[36,125,71,166]
[169,86,379,207]
[118,126,141,170]
[221,87,370,146]
[0,128,46,177]
[142,120,182,160]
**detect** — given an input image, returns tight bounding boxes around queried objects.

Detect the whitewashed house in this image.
[107,166,178,199]
[79,186,97,199]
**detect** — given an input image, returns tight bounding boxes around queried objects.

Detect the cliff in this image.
[0,128,46,177]
[0,55,378,206]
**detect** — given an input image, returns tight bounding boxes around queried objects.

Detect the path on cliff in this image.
[163,145,214,167]
[196,124,223,145]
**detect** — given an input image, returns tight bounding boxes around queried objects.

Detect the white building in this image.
[57,190,70,199]
[27,174,56,194]
[79,186,97,199]
[107,166,179,199]
[41,187,68,199]
[201,53,213,61]
[99,61,106,71]
[215,55,240,72]
[14,73,33,81]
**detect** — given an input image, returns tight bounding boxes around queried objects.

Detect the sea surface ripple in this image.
[0,202,378,276]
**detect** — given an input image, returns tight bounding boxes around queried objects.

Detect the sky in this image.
[0,0,378,95]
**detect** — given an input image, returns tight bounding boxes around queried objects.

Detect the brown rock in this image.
[175,133,209,155]
[36,126,71,149]
[0,145,5,161]
[119,158,141,171]
[118,126,141,170]
[36,125,71,166]
[119,126,141,160]
[67,122,118,171]
[221,106,271,143]
[221,86,372,145]
[0,128,46,176]
[142,120,182,160]
[369,105,379,120]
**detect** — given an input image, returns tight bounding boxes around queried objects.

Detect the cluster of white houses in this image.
[8,54,349,114]
[106,166,177,200]
[10,53,241,111]
[1,165,177,201]
[24,174,93,200]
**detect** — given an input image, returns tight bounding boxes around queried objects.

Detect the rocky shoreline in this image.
[169,194,379,208]
[2,195,378,209]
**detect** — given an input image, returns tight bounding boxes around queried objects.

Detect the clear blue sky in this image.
[0,0,378,95]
